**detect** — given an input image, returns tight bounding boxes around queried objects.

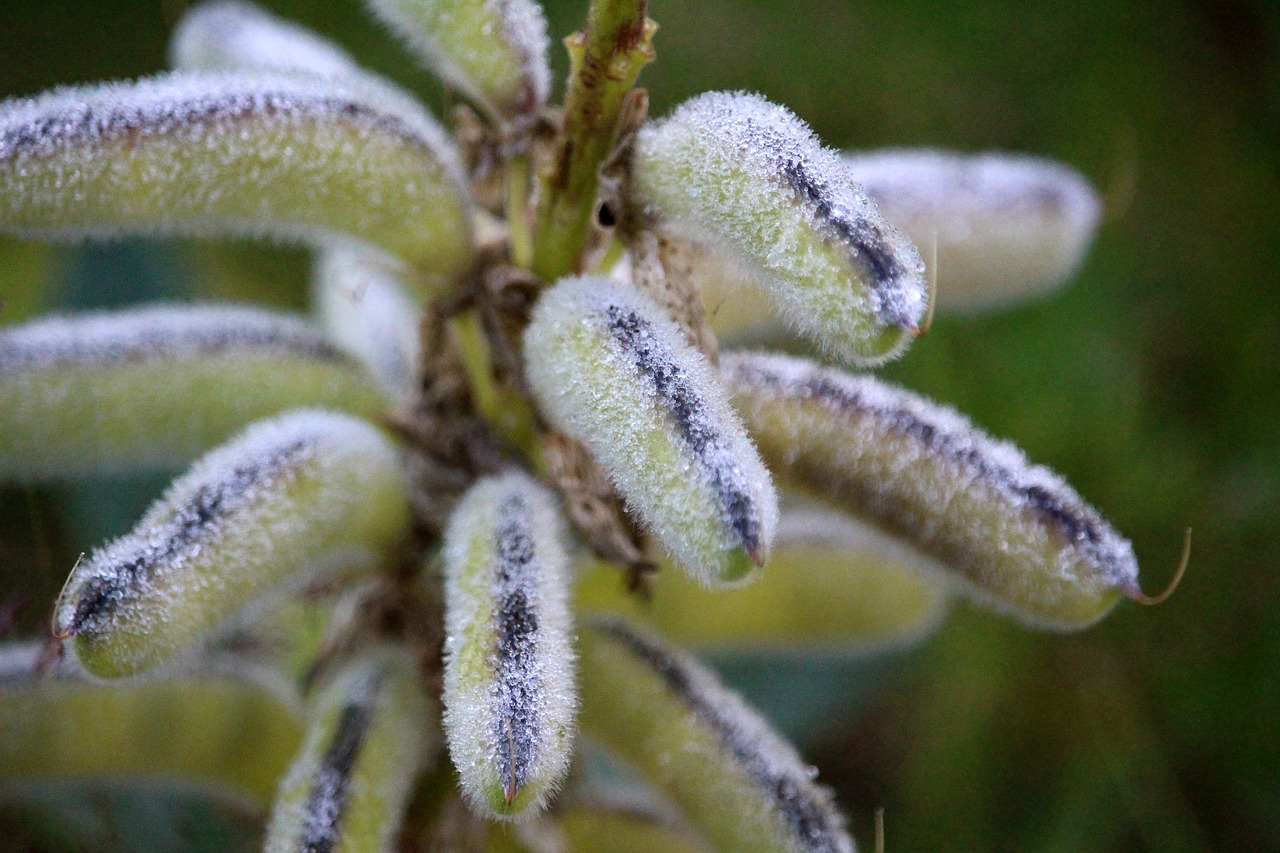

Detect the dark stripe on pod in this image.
[595,619,848,853]
[492,493,540,802]
[603,305,763,559]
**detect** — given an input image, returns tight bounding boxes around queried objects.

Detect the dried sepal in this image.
[53,410,412,678]
[722,351,1140,629]
[0,304,388,479]
[366,0,551,119]
[265,645,434,853]
[578,619,856,853]
[629,91,927,366]
[442,471,577,819]
[0,70,471,284]
[844,149,1102,312]
[523,276,778,585]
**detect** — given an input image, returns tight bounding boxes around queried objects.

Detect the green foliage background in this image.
[0,1,1276,850]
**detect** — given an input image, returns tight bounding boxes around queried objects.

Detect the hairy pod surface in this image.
[265,645,434,853]
[0,70,471,284]
[844,149,1102,312]
[53,410,412,678]
[630,91,927,366]
[442,472,577,819]
[0,644,302,803]
[366,0,550,119]
[578,619,856,853]
[722,351,1140,628]
[523,276,778,585]
[0,304,387,479]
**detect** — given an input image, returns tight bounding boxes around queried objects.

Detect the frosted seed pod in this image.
[559,807,709,853]
[629,91,927,366]
[367,0,550,119]
[442,471,577,819]
[0,643,302,803]
[579,619,856,853]
[576,503,950,654]
[52,410,412,678]
[523,276,778,585]
[171,1,363,78]
[0,70,471,286]
[843,149,1102,312]
[265,645,434,853]
[722,351,1140,629]
[314,247,423,407]
[0,304,388,479]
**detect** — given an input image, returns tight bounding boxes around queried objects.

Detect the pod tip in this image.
[1126,527,1191,607]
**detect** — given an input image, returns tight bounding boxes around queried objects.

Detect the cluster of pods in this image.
[0,0,1162,850]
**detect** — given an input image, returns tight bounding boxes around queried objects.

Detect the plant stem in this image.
[531,0,654,281]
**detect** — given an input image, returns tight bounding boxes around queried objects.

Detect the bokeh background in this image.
[0,0,1276,850]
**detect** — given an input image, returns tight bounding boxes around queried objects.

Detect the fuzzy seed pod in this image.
[265,646,434,853]
[0,304,387,479]
[171,1,363,78]
[630,91,927,366]
[442,472,576,819]
[53,410,412,678]
[0,70,471,285]
[722,351,1141,629]
[844,149,1102,312]
[579,619,856,853]
[523,277,778,585]
[366,0,550,119]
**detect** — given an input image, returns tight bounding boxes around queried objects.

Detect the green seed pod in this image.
[265,645,434,853]
[523,276,778,585]
[558,807,709,853]
[722,351,1141,629]
[442,471,576,819]
[53,409,412,678]
[0,643,302,803]
[844,149,1102,313]
[171,0,363,78]
[366,0,550,119]
[0,304,387,479]
[0,70,471,285]
[630,91,927,366]
[578,619,856,853]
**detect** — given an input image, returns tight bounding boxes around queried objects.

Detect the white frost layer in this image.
[171,1,362,78]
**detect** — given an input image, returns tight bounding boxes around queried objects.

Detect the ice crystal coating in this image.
[523,276,778,585]
[722,351,1140,628]
[630,91,927,366]
[53,410,412,677]
[0,303,387,479]
[367,0,551,118]
[265,646,434,853]
[171,1,362,79]
[579,619,857,853]
[844,149,1102,312]
[0,70,471,283]
[442,471,577,819]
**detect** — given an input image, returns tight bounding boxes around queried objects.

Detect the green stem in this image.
[531,0,655,281]
[506,155,534,269]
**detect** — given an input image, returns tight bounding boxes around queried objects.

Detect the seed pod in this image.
[722,351,1140,629]
[0,70,471,285]
[366,0,550,119]
[578,619,856,853]
[844,149,1102,312]
[171,0,363,78]
[629,91,927,366]
[0,304,387,479]
[0,643,302,803]
[559,807,709,853]
[53,410,412,678]
[442,471,576,819]
[523,277,778,585]
[265,645,434,853]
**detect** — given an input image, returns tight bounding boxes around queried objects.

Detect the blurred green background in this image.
[1,0,1277,850]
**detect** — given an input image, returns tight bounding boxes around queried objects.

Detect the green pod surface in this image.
[53,409,412,678]
[0,303,387,479]
[630,91,927,366]
[265,645,434,853]
[558,807,709,853]
[578,619,856,853]
[722,351,1141,629]
[523,276,778,586]
[171,1,365,78]
[442,471,576,819]
[0,70,471,286]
